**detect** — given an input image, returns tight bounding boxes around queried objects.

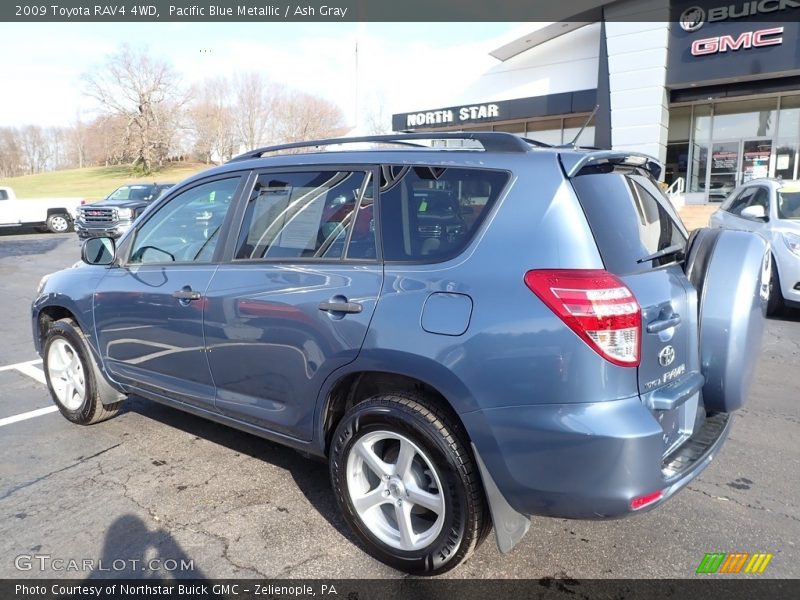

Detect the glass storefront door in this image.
[703,139,774,201]
[742,139,772,182]
[707,141,739,201]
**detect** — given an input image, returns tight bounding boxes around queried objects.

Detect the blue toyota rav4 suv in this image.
[32,133,769,574]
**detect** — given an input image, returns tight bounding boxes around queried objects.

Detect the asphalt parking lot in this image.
[1,230,798,580]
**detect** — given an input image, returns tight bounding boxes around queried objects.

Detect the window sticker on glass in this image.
[235,171,369,261]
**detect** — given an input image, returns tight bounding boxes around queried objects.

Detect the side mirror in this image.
[82,237,116,265]
[740,205,767,221]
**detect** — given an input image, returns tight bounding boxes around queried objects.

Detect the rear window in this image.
[571,172,687,274]
[379,166,509,262]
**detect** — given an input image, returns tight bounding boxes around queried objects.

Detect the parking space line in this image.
[0,406,58,427]
[0,359,56,427]
[0,359,43,372]
[13,362,47,385]
[0,359,45,383]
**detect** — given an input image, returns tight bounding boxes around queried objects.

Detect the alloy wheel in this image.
[346,430,446,551]
[47,338,86,410]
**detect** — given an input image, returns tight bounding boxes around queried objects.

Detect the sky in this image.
[0,22,534,130]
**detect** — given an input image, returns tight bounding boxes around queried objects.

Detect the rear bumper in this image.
[463,397,732,520]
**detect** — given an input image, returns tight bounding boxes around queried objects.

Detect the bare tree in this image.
[0,127,23,177]
[68,113,87,169]
[273,91,347,145]
[46,127,67,170]
[189,77,238,164]
[233,72,282,150]
[84,114,130,167]
[83,44,183,174]
[18,125,51,174]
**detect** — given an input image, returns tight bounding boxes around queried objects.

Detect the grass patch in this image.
[0,162,211,199]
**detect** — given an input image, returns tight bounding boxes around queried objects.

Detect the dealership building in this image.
[392,0,800,204]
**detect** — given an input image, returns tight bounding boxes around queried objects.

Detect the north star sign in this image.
[691,26,784,55]
[405,104,500,128]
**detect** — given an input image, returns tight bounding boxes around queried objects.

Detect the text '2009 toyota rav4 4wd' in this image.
[32,133,770,575]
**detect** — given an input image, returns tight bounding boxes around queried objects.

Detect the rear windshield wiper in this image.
[637,243,685,264]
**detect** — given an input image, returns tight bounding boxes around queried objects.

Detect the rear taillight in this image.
[524,269,641,367]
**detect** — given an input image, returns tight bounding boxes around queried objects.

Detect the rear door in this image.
[571,170,700,457]
[203,168,382,441]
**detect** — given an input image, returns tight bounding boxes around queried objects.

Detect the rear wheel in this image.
[329,392,488,575]
[43,319,122,424]
[46,213,72,233]
[767,258,784,316]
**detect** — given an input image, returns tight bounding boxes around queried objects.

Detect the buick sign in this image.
[680,6,706,31]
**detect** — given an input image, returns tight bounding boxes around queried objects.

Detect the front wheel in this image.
[767,258,784,316]
[329,392,489,575]
[43,319,122,424]
[46,213,73,233]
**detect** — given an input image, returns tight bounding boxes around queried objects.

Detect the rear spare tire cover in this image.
[687,229,769,413]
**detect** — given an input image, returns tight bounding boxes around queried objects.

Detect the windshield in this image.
[107,185,154,201]
[777,187,800,220]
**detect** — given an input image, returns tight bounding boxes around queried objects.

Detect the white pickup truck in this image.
[0,186,83,233]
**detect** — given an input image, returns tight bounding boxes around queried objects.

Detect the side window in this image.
[128,177,241,265]
[746,187,770,213]
[234,170,371,260]
[379,166,509,262]
[726,188,756,216]
[0,189,8,200]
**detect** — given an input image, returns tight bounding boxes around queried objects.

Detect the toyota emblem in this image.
[658,345,676,367]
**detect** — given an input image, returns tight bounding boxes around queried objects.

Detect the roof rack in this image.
[227,132,534,162]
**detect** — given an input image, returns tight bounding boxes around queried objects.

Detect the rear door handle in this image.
[318,301,362,314]
[647,314,681,333]
[172,289,201,301]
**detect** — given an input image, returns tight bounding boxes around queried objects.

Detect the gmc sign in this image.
[691,26,784,55]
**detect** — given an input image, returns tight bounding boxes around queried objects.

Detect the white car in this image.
[709,179,800,314]
[0,186,82,233]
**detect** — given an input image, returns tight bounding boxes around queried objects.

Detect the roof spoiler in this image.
[228,132,533,162]
[561,151,662,180]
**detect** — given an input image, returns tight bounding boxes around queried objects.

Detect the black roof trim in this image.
[227,132,533,162]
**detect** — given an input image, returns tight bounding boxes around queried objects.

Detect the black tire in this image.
[329,392,488,575]
[42,318,123,425]
[767,258,784,316]
[46,213,73,233]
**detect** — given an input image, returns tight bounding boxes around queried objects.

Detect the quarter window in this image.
[128,177,240,264]
[379,166,509,262]
[234,170,372,260]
